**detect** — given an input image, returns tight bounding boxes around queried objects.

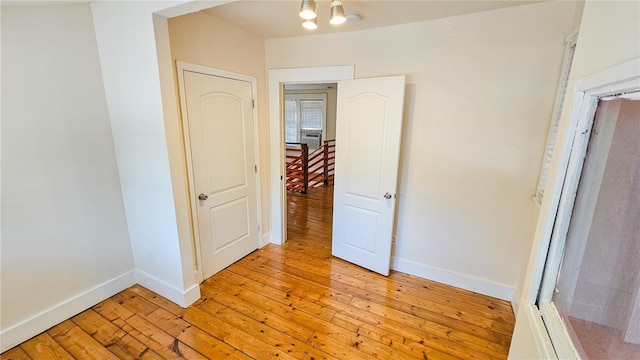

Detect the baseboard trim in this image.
[135,269,200,308]
[511,289,521,316]
[391,257,514,301]
[261,231,271,248]
[0,270,136,353]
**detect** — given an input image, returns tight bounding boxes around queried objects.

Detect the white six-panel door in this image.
[331,76,406,276]
[180,69,259,279]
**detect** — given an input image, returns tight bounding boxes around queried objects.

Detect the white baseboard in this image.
[135,269,200,308]
[0,270,136,353]
[260,231,271,248]
[511,289,521,316]
[391,256,514,301]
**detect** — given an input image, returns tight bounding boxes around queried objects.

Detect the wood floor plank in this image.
[144,308,250,360]
[330,312,460,360]
[199,282,316,342]
[2,185,515,360]
[265,243,512,324]
[17,333,73,360]
[111,288,160,317]
[93,298,135,329]
[262,247,511,335]
[204,273,336,327]
[47,320,120,360]
[231,260,354,305]
[217,268,336,321]
[183,306,297,360]
[196,298,338,360]
[0,346,31,360]
[128,285,186,318]
[121,314,206,360]
[71,309,127,347]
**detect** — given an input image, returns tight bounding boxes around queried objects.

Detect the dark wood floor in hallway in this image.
[1,185,515,360]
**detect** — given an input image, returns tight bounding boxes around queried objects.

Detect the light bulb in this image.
[302,18,318,30]
[299,0,317,20]
[330,0,346,25]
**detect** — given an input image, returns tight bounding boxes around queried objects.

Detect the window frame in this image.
[535,58,640,359]
[534,31,579,205]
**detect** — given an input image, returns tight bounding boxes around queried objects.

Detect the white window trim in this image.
[535,58,640,359]
[534,31,579,205]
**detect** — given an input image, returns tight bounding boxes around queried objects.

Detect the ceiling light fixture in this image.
[302,18,318,30]
[299,0,317,20]
[329,0,346,25]
[299,0,348,30]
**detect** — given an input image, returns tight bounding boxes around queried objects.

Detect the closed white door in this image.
[331,76,405,276]
[181,69,258,279]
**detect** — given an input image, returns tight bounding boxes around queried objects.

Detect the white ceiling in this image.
[203,0,545,39]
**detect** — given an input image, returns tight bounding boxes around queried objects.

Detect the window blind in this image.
[535,34,578,203]
[299,99,324,130]
[285,99,298,142]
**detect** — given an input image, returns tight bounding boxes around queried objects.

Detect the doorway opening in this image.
[268,67,405,276]
[283,83,337,249]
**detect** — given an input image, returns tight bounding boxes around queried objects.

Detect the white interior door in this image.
[331,76,405,276]
[181,69,259,279]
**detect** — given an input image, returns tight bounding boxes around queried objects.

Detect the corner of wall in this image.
[0,271,136,353]
[135,269,200,308]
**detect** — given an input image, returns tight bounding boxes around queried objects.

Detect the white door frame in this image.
[177,61,262,283]
[268,66,354,244]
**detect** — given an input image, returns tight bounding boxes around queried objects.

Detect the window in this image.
[535,58,640,358]
[285,98,298,142]
[299,99,324,130]
[284,94,327,149]
[535,32,578,204]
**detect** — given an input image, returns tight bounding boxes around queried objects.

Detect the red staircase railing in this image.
[286,140,335,193]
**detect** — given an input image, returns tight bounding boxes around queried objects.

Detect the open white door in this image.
[180,67,259,280]
[331,76,405,276]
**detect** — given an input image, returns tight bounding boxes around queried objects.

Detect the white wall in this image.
[90,0,205,307]
[266,1,576,300]
[1,3,134,351]
[509,0,640,358]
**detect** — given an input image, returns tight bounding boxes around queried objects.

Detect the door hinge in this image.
[257,224,261,232]
[252,99,255,108]
[254,165,258,173]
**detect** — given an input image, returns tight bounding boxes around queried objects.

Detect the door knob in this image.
[384,192,392,199]
[198,193,208,200]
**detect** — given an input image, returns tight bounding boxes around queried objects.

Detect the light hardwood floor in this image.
[1,185,515,360]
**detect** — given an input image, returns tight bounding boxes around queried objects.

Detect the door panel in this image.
[332,76,405,276]
[182,70,258,279]
[201,94,248,194]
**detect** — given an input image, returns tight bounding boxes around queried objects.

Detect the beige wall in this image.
[266,1,576,297]
[168,12,270,240]
[1,3,133,350]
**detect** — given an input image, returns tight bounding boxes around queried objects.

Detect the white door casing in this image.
[331,76,406,276]
[268,66,355,245]
[178,63,260,280]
